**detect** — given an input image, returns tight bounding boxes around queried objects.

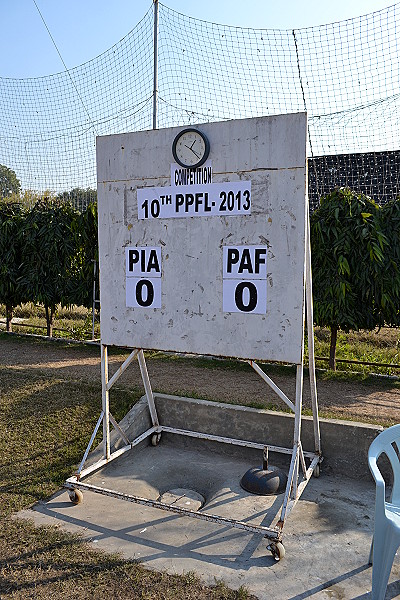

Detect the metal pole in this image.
[152,0,159,130]
[92,259,96,340]
[291,214,308,499]
[101,344,111,459]
[137,349,160,427]
[305,202,321,454]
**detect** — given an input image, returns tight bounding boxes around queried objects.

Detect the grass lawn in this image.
[1,303,400,598]
[0,304,100,340]
[0,364,253,599]
[2,303,400,376]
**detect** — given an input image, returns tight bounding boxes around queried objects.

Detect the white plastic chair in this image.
[368,424,400,599]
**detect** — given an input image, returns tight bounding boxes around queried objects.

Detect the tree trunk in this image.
[5,303,13,332]
[45,304,55,337]
[329,325,338,371]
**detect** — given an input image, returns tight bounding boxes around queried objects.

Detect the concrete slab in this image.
[15,394,400,598]
[17,437,400,600]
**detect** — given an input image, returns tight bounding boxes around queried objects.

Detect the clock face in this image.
[172,128,210,169]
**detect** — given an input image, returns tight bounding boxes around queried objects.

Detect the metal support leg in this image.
[137,349,159,428]
[293,363,304,498]
[305,207,321,454]
[77,410,104,477]
[101,344,111,459]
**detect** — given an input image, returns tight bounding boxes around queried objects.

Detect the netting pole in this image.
[292,29,319,204]
[152,0,159,130]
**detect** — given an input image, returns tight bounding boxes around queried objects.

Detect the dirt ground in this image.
[1,335,400,426]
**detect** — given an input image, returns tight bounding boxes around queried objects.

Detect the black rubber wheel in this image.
[313,463,321,478]
[151,433,161,446]
[68,489,83,504]
[269,541,285,561]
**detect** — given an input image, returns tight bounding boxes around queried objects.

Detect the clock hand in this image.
[183,143,201,159]
[190,148,201,159]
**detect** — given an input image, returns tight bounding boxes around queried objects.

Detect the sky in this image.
[0,0,397,79]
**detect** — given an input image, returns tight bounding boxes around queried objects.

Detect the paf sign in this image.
[223,246,268,314]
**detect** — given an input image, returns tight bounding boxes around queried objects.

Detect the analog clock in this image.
[172,128,210,169]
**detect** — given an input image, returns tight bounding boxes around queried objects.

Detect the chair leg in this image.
[372,527,398,600]
[369,537,373,565]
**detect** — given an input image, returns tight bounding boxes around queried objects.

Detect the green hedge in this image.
[0,197,98,336]
[310,188,400,368]
[1,189,400,353]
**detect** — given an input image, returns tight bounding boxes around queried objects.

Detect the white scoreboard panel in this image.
[97,113,307,363]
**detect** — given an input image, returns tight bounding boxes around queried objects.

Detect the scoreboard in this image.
[97,113,307,363]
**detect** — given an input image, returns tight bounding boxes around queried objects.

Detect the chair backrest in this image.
[369,424,400,502]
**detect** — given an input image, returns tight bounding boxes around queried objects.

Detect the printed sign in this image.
[171,160,212,186]
[125,247,162,309]
[223,245,268,314]
[137,181,251,220]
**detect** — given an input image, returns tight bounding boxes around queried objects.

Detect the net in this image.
[1,2,399,209]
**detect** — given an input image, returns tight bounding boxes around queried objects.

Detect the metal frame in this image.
[65,208,322,552]
[65,2,321,554]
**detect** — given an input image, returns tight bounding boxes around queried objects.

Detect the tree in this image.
[377,197,400,327]
[310,188,388,369]
[57,187,97,212]
[19,197,80,336]
[0,199,26,331]
[66,201,99,309]
[0,165,21,198]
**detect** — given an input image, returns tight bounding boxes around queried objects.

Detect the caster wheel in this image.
[269,541,285,561]
[151,433,161,446]
[68,489,83,505]
[313,463,321,478]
